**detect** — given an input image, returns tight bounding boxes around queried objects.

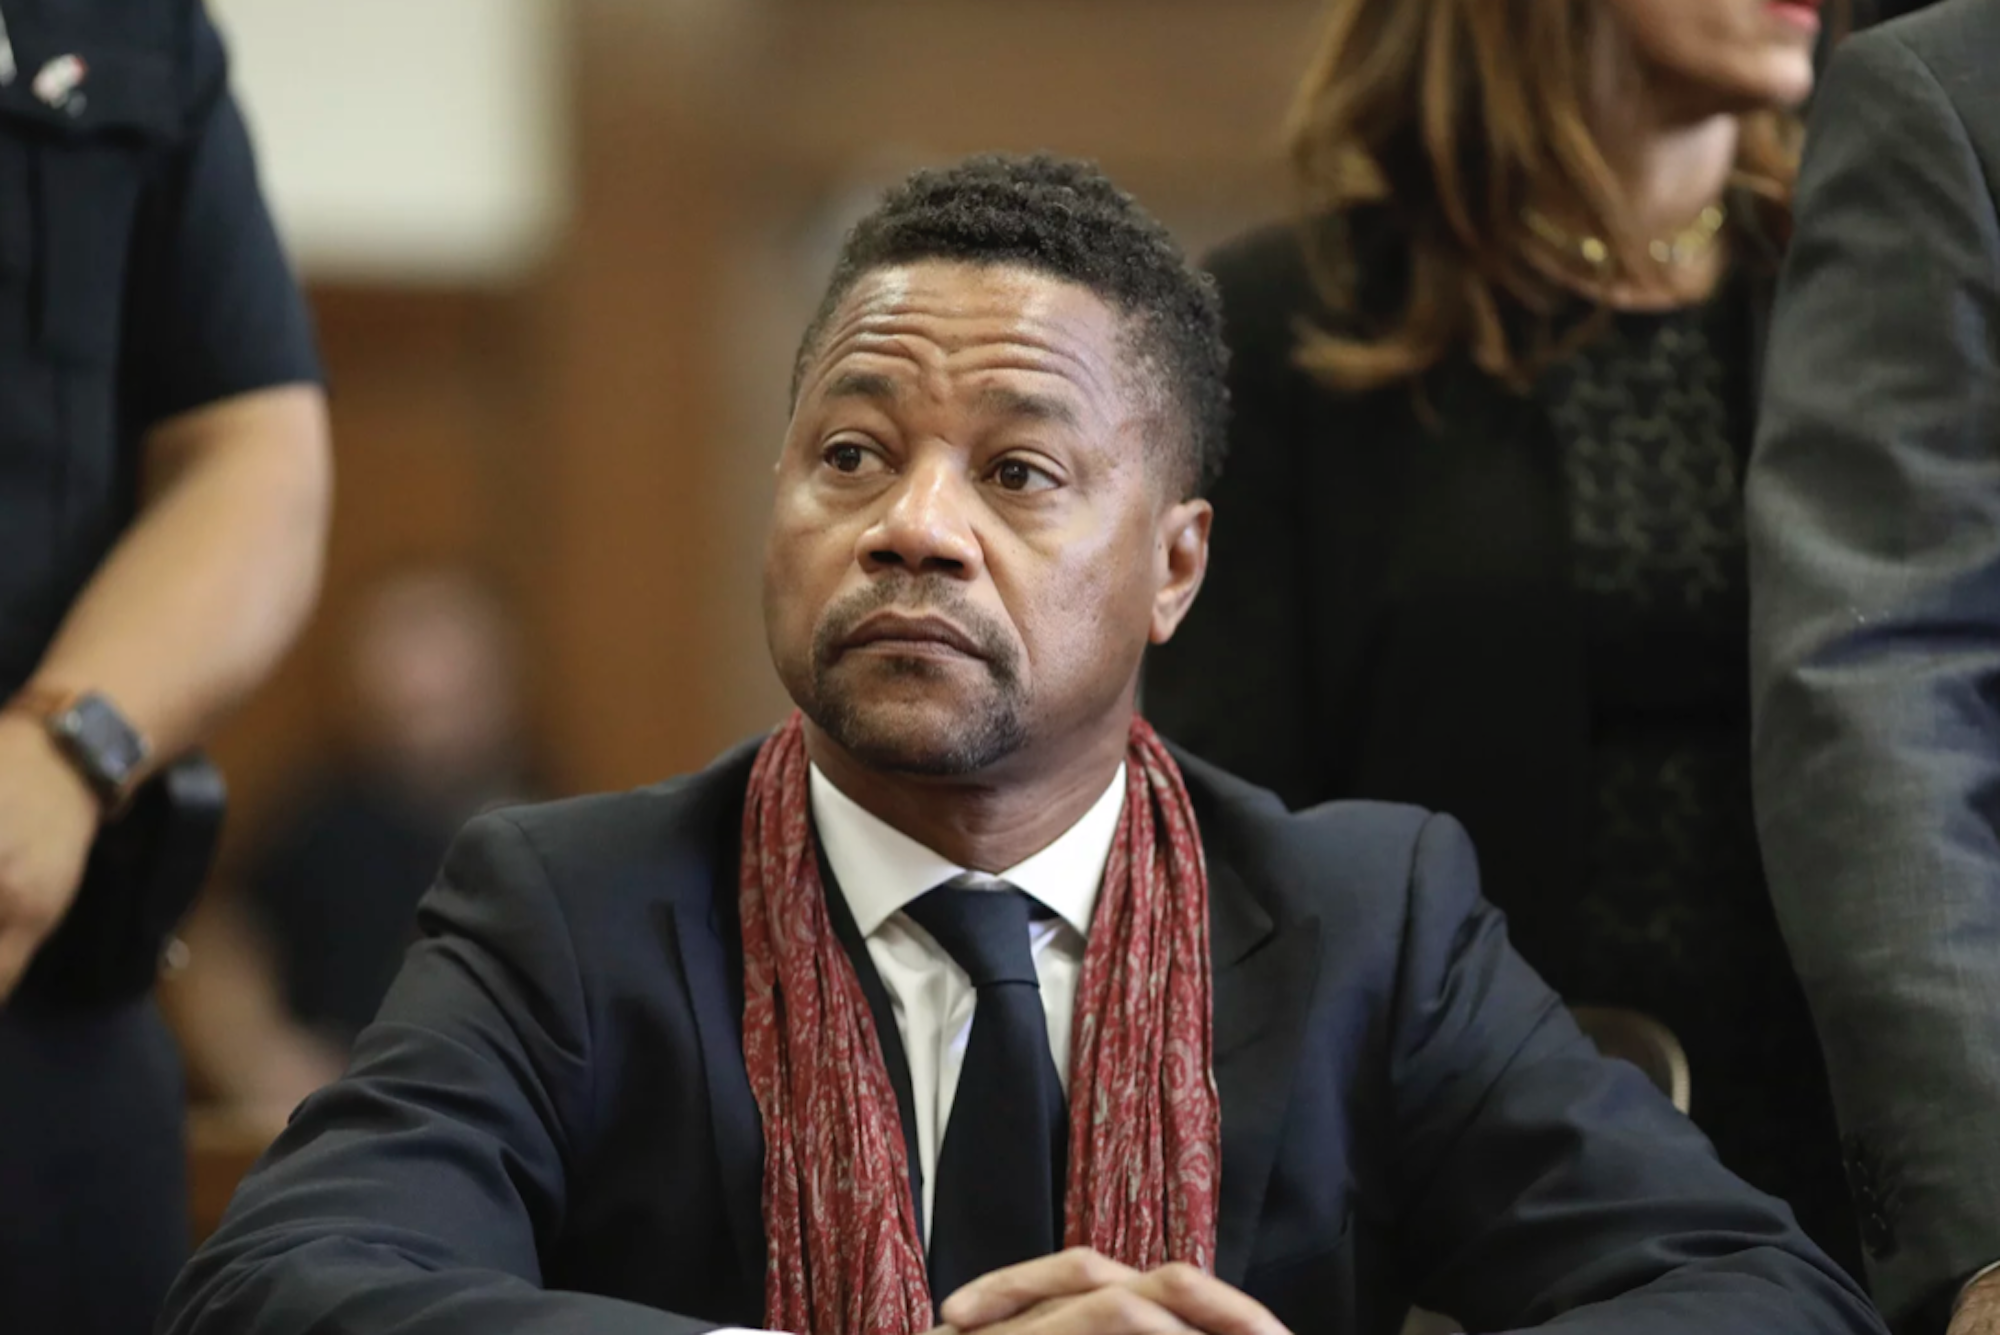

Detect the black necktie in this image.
[903,876,1068,1308]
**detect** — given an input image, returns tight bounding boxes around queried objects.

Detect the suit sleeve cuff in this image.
[1957,1261,2000,1314]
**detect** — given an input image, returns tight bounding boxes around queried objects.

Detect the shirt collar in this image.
[808,762,1126,941]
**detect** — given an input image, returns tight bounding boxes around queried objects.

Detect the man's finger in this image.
[1125,1263,1290,1335]
[941,1248,1141,1329]
[996,1286,1197,1335]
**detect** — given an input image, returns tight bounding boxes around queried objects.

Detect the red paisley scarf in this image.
[738,712,1220,1335]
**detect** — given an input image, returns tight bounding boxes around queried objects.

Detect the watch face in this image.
[58,694,148,787]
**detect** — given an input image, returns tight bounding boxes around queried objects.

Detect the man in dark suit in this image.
[1749,3,2000,1335]
[164,154,1881,1335]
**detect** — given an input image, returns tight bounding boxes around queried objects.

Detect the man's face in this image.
[763,260,1210,778]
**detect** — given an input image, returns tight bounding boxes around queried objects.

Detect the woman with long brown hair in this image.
[1147,0,1863,1271]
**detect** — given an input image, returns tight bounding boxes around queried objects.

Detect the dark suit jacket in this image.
[1143,216,1774,978]
[1748,1,2000,1329]
[160,740,1879,1335]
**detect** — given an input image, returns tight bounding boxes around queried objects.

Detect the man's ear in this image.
[1149,498,1212,645]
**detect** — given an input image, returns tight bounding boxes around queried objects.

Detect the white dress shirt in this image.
[808,761,1126,1242]
[719,765,1126,1332]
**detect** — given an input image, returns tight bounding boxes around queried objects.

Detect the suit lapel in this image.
[666,833,928,1298]
[666,896,767,1293]
[1208,855,1322,1286]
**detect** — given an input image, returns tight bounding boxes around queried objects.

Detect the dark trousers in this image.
[0,998,187,1335]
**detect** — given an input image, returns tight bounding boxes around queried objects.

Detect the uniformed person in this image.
[0,1,330,1330]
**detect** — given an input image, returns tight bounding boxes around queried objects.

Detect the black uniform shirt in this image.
[0,0,321,692]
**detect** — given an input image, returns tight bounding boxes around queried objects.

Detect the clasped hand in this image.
[930,1248,1291,1335]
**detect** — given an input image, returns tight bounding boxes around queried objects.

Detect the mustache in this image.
[813,577,1018,678]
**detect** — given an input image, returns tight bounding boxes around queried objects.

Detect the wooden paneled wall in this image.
[205,284,537,850]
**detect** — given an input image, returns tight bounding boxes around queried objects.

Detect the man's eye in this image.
[824,442,879,475]
[993,458,1057,493]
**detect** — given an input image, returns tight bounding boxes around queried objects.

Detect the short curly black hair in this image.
[792,153,1230,498]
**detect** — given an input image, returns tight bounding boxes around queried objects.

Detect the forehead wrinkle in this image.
[800,331,945,410]
[941,319,1118,403]
[822,368,902,405]
[969,384,1080,429]
[808,284,1127,410]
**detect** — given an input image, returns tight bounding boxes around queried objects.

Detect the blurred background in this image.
[164,0,1326,1125]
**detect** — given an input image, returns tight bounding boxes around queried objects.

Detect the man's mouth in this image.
[840,612,986,660]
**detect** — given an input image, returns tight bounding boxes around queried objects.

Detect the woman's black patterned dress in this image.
[1537,287,1859,1274]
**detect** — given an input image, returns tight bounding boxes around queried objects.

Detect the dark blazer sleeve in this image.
[1746,15,2000,1330]
[158,812,718,1335]
[1145,228,1327,807]
[1389,815,1882,1335]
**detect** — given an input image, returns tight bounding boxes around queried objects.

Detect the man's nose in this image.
[858,455,982,578]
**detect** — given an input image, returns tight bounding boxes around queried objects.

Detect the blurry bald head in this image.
[346,566,524,790]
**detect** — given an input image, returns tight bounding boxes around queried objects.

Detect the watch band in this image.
[2,683,72,722]
[4,684,149,812]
